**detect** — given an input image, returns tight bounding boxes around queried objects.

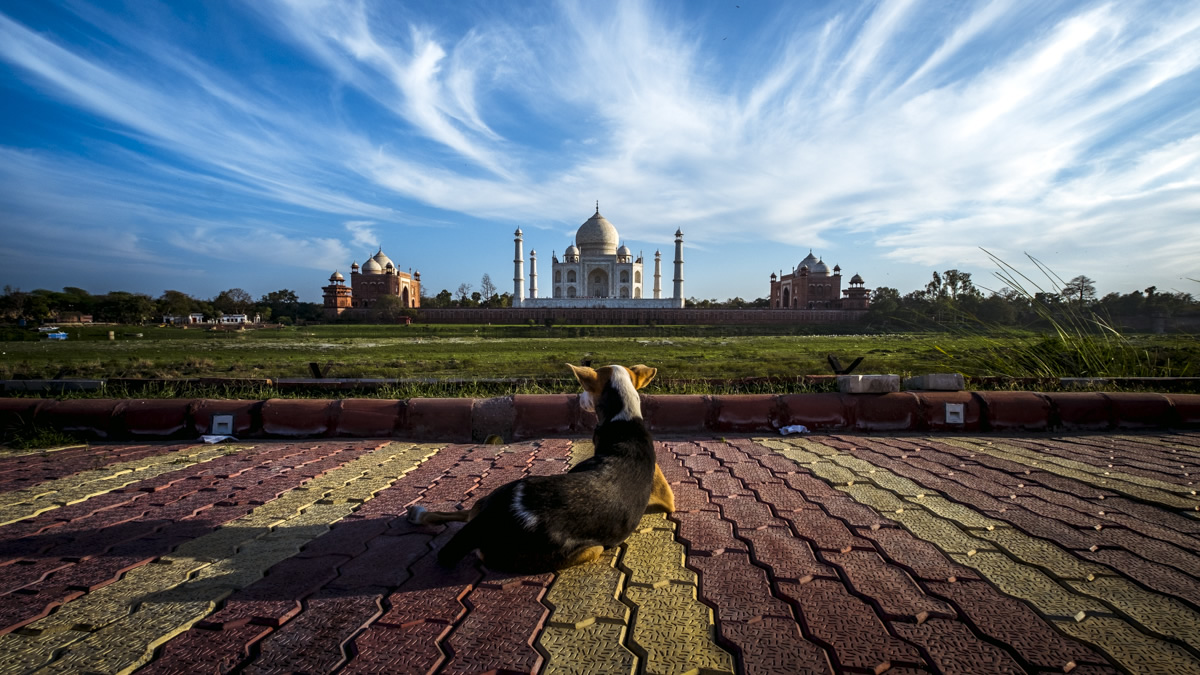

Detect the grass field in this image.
[2,323,1196,397]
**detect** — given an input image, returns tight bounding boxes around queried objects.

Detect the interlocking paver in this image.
[777,577,927,672]
[1,433,1199,673]
[767,434,1200,674]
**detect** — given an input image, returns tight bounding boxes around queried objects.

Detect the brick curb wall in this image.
[1,392,1197,442]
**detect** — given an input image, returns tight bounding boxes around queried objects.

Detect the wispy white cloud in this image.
[1,0,1198,299]
[343,220,379,249]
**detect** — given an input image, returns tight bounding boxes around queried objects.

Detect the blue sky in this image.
[1,0,1198,303]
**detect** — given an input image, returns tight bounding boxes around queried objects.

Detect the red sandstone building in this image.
[322,248,420,318]
[770,251,869,310]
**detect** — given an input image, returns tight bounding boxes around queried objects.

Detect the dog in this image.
[406,363,675,572]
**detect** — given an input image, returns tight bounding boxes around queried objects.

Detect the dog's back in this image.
[431,364,659,572]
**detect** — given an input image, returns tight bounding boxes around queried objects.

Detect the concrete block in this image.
[837,375,900,394]
[903,373,965,391]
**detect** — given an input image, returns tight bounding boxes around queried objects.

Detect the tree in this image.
[374,294,415,322]
[479,274,496,307]
[1061,275,1096,305]
[455,283,473,305]
[0,286,24,320]
[98,292,155,324]
[433,289,454,308]
[259,289,300,322]
[158,290,196,318]
[213,288,253,315]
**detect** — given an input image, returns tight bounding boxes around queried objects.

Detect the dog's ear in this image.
[628,365,657,390]
[567,363,599,389]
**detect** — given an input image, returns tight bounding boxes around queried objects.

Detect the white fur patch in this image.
[609,365,642,421]
[578,389,595,413]
[511,482,539,531]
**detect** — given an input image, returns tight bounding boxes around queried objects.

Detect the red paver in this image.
[0,433,1197,674]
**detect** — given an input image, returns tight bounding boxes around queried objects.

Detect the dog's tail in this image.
[437,515,487,567]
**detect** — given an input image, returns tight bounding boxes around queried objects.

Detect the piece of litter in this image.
[201,435,239,444]
[779,424,810,435]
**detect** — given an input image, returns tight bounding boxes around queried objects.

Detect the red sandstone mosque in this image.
[770,251,869,310]
[322,248,420,317]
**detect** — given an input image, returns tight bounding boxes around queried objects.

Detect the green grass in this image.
[1,426,82,451]
[2,322,1196,397]
[941,252,1198,380]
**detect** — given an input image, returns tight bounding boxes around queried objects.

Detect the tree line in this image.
[865,271,1199,330]
[0,286,324,325]
[3,269,1195,329]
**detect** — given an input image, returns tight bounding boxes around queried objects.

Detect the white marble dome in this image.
[576,207,619,256]
[362,257,383,274]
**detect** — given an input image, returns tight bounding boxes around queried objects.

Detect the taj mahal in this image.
[512,204,684,308]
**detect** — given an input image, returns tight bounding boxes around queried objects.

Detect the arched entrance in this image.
[402,287,410,307]
[782,287,790,309]
[588,268,609,297]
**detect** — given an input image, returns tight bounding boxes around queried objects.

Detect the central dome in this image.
[575,207,619,256]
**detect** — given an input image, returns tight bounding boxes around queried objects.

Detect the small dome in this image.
[812,259,830,276]
[329,271,344,282]
[576,207,619,256]
[565,244,579,257]
[850,273,864,284]
[617,244,631,257]
[833,264,841,272]
[362,257,383,274]
[799,264,809,273]
[351,261,359,269]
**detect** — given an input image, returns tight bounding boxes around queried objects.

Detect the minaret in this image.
[513,228,525,308]
[529,250,538,299]
[672,229,684,304]
[653,250,662,299]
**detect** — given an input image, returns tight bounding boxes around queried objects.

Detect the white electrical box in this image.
[945,403,965,424]
[211,414,235,435]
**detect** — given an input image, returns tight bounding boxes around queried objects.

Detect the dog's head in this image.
[567,363,657,424]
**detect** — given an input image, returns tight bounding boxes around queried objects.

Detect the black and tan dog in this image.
[406,363,675,572]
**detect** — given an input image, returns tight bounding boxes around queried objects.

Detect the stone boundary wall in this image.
[3,392,1196,443]
[418,307,866,324]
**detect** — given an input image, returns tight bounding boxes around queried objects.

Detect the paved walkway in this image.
[0,433,1197,674]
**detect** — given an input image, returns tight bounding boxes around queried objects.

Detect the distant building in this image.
[323,247,421,318]
[513,204,684,308]
[162,313,207,325]
[770,250,869,310]
[219,314,257,324]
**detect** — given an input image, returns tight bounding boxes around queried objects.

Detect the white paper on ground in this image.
[779,425,810,435]
[201,435,239,444]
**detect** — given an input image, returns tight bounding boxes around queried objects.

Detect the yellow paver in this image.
[542,440,730,675]
[1058,615,1200,675]
[939,438,1200,510]
[758,436,1200,674]
[1065,576,1200,653]
[568,440,593,468]
[0,442,440,675]
[0,444,251,526]
[538,548,636,675]
[0,443,89,458]
[618,513,734,675]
